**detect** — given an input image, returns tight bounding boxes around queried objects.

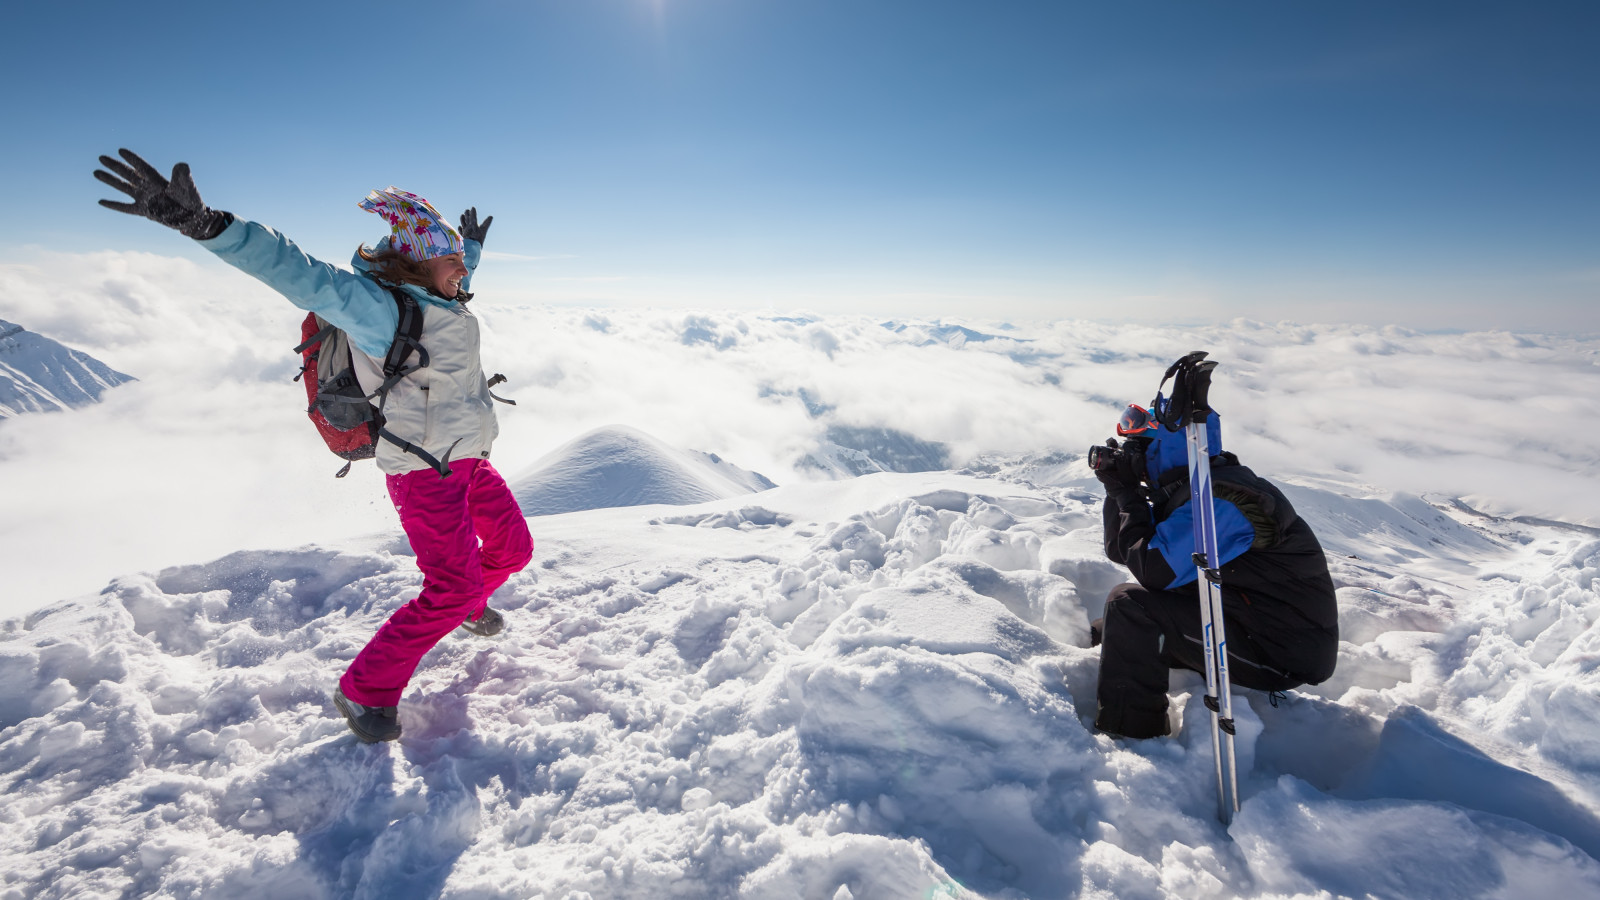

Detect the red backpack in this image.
[293,288,445,477]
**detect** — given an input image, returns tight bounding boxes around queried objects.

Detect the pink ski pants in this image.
[340,458,533,707]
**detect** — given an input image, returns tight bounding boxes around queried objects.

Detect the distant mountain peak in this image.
[0,319,135,419]
[800,425,952,479]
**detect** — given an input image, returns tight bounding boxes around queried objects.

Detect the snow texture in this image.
[0,318,134,418]
[4,465,1599,899]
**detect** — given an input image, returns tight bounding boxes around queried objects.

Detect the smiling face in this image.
[422,252,468,298]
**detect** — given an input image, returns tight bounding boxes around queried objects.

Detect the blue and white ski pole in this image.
[1160,351,1241,823]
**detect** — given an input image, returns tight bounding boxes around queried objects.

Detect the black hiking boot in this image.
[458,606,504,637]
[333,688,401,743]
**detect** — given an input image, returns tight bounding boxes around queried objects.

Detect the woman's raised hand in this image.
[93,149,230,240]
[459,207,493,246]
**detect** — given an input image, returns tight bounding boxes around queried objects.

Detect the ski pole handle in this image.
[1185,359,1217,425]
[1157,351,1219,429]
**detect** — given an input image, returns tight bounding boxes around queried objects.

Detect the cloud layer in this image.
[1,249,1596,613]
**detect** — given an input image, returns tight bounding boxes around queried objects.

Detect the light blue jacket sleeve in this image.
[199,217,399,358]
[461,238,480,292]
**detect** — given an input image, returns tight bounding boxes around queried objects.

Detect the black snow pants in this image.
[1094,582,1307,739]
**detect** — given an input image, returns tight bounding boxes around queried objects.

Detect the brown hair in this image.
[357,244,437,291]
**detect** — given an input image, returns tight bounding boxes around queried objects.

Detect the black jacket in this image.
[1103,454,1339,683]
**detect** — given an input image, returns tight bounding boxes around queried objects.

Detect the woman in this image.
[94,149,534,743]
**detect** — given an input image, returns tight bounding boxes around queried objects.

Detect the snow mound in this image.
[0,319,135,418]
[509,425,775,516]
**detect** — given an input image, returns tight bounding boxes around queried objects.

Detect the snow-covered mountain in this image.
[509,425,776,516]
[879,320,1020,348]
[0,318,135,418]
[800,425,952,478]
[3,466,1598,898]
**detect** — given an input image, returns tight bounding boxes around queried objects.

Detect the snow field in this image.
[3,471,1600,898]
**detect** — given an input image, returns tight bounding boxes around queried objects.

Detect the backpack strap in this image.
[293,320,339,384]
[382,290,428,379]
[293,321,338,356]
[376,430,460,477]
[367,287,456,478]
[486,373,516,405]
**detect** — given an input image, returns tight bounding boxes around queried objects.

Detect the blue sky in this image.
[7,1,1598,330]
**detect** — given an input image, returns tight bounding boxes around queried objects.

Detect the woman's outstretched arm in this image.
[95,149,399,357]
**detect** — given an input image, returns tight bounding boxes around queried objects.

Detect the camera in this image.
[1087,442,1120,472]
[1087,438,1148,486]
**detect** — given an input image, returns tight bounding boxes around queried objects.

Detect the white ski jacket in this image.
[350,297,499,474]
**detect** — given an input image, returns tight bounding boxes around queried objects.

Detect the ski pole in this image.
[1162,351,1241,823]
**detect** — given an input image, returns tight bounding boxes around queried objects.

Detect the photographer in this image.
[1089,402,1338,739]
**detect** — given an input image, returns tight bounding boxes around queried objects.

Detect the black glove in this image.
[459,207,493,246]
[94,149,231,240]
